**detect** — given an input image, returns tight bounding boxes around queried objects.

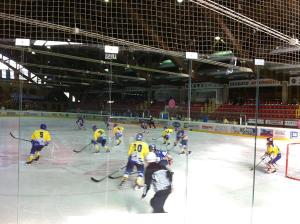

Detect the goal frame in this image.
[285,143,300,181]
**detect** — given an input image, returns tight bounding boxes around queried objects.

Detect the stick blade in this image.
[10,132,16,139]
[90,177,103,182]
[108,174,122,179]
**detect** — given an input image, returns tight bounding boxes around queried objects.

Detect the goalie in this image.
[261,137,281,173]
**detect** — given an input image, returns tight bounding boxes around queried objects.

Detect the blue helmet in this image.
[149,144,156,151]
[40,124,47,130]
[136,133,143,141]
[92,125,97,131]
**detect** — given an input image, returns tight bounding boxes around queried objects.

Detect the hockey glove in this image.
[142,184,149,198]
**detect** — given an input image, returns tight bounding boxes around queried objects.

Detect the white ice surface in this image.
[1,117,300,224]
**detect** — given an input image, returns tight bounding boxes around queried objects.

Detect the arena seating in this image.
[214,103,297,121]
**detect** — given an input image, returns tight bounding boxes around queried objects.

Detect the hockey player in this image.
[178,132,190,155]
[76,116,85,130]
[174,127,185,147]
[262,137,281,173]
[162,126,173,145]
[91,125,110,153]
[113,123,124,146]
[106,117,112,130]
[142,152,173,213]
[120,133,149,189]
[140,120,148,133]
[149,144,173,166]
[148,115,156,128]
[26,124,51,164]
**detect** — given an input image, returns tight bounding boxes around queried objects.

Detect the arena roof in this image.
[0,0,299,92]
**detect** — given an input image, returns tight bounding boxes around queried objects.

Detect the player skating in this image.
[26,124,51,164]
[113,123,124,146]
[178,132,190,155]
[162,126,173,145]
[261,137,281,173]
[91,125,110,153]
[76,116,85,130]
[142,152,173,213]
[141,120,149,133]
[106,117,111,130]
[148,115,156,129]
[174,127,185,147]
[120,133,149,189]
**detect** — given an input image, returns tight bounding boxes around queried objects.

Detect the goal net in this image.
[0,1,299,64]
[285,143,300,181]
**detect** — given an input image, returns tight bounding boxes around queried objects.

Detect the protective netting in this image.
[0,0,300,63]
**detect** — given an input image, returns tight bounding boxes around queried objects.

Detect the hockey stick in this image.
[250,158,265,170]
[152,136,162,141]
[108,170,138,179]
[73,143,92,153]
[10,132,31,142]
[91,165,126,182]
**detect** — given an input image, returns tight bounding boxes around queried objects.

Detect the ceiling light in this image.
[15,38,30,46]
[33,40,46,46]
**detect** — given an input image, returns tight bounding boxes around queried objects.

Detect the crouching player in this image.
[113,124,124,146]
[120,133,149,189]
[149,144,173,167]
[142,152,173,213]
[91,125,110,153]
[262,137,281,173]
[26,124,51,164]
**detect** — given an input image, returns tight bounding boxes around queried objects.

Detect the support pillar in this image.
[282,81,288,104]
[223,84,229,104]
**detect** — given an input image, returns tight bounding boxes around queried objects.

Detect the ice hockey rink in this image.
[1,117,300,224]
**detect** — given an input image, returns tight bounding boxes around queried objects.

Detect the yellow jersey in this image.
[162,128,173,137]
[266,145,280,157]
[113,126,124,135]
[93,128,106,141]
[31,129,51,145]
[128,140,149,164]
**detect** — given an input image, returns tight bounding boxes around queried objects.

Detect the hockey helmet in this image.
[136,133,143,141]
[149,144,156,151]
[40,123,47,130]
[267,137,273,142]
[92,125,97,131]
